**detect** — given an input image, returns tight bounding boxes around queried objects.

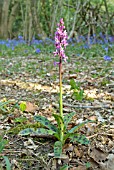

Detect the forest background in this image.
[0,0,114,42]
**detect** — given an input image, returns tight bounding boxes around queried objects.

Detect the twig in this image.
[87,133,114,139]
[63,103,114,109]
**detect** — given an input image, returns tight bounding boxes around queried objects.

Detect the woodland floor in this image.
[0,52,114,170]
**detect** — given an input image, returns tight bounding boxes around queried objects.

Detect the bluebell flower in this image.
[12,47,14,50]
[71,43,75,46]
[18,35,23,40]
[104,47,108,52]
[35,48,41,53]
[83,44,89,49]
[104,55,111,61]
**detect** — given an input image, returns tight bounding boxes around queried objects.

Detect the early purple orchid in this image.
[54,18,68,63]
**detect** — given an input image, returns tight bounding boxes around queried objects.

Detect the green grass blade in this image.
[3,156,11,170]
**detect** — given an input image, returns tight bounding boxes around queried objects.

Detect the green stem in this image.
[59,56,63,118]
[59,55,64,144]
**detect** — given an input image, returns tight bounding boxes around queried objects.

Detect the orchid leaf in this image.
[63,133,71,143]
[70,133,89,145]
[34,115,57,132]
[35,128,54,135]
[53,114,64,130]
[19,128,34,135]
[63,112,75,128]
[54,141,62,158]
[68,120,91,133]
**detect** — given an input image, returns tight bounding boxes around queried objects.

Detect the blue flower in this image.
[35,48,41,53]
[12,47,14,50]
[104,55,111,61]
[18,35,23,40]
[104,47,108,52]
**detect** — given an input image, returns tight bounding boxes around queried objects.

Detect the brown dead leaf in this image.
[88,147,108,163]
[25,102,38,113]
[74,147,82,158]
[88,115,97,121]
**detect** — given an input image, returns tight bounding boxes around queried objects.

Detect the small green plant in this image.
[19,19,90,160]
[0,100,11,112]
[0,137,11,170]
[19,101,26,112]
[70,79,84,101]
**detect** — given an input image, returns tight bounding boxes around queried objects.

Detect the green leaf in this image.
[35,128,55,135]
[85,162,91,168]
[34,115,57,132]
[63,112,76,128]
[14,116,27,123]
[60,165,72,170]
[0,101,11,107]
[0,100,11,112]
[0,139,8,153]
[70,134,89,145]
[53,114,64,130]
[19,128,34,135]
[70,79,77,90]
[3,156,11,170]
[63,133,71,143]
[70,79,80,90]
[53,132,61,141]
[54,141,62,158]
[73,90,84,101]
[68,120,91,133]
[19,102,26,112]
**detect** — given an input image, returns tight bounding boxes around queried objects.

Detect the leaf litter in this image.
[0,51,114,170]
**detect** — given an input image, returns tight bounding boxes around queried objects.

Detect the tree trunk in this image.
[32,0,47,39]
[0,0,10,39]
[8,0,19,39]
[103,0,114,35]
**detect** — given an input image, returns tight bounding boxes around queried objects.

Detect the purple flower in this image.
[54,61,60,66]
[35,48,41,53]
[54,18,68,62]
[104,55,111,61]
